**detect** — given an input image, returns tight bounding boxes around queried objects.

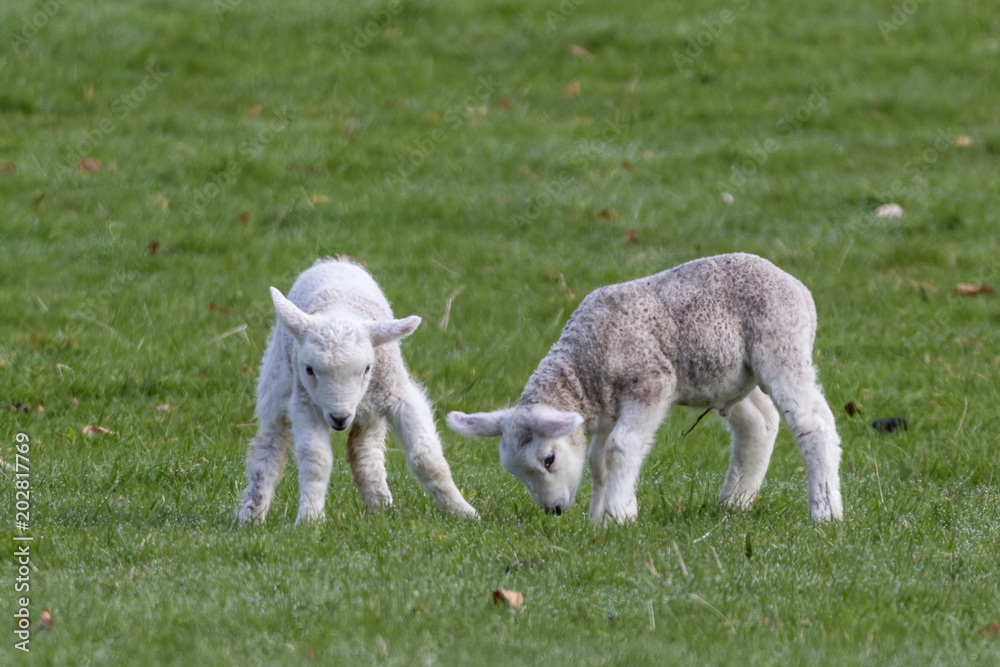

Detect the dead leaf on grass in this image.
[568,44,594,62]
[492,589,524,609]
[38,608,54,631]
[844,402,862,417]
[562,80,581,99]
[624,228,638,243]
[978,622,999,638]
[954,284,994,297]
[82,424,114,437]
[245,104,262,118]
[155,404,172,413]
[599,208,619,220]
[78,158,102,174]
[953,135,973,147]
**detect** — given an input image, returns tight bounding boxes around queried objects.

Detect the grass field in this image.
[2,0,999,663]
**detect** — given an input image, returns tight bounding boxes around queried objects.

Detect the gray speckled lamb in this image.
[448,253,843,523]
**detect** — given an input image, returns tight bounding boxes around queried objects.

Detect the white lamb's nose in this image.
[329,413,352,431]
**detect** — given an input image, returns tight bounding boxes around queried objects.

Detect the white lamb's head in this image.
[270,287,420,432]
[447,405,586,515]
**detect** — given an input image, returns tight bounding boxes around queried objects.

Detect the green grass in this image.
[2,0,999,663]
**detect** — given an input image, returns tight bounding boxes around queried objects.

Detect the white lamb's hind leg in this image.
[291,405,334,524]
[388,381,478,518]
[602,400,669,524]
[719,386,780,510]
[347,417,393,510]
[238,418,291,524]
[588,432,609,522]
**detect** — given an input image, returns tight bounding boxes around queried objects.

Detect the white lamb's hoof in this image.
[295,506,326,525]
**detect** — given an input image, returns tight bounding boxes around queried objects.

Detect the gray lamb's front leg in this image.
[387,381,478,518]
[601,400,669,524]
[588,432,609,522]
[290,402,334,524]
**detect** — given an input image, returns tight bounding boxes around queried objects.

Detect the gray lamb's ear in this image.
[447,410,507,438]
[528,405,584,438]
[270,287,313,341]
[370,316,421,347]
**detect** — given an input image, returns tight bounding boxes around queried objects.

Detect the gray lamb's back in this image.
[547,253,817,385]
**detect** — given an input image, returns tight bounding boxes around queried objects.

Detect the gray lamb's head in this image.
[447,405,586,514]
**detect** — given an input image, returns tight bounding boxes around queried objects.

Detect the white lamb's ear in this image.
[370,316,421,347]
[270,287,313,341]
[447,410,507,438]
[529,405,584,439]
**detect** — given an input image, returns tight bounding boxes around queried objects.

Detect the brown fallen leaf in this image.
[954,284,994,297]
[245,104,262,118]
[498,97,513,110]
[155,404,172,413]
[37,405,44,415]
[953,135,973,148]
[624,228,638,243]
[568,44,594,62]
[562,80,581,99]
[82,424,114,437]
[599,208,619,220]
[978,622,999,638]
[78,158,102,174]
[492,589,524,609]
[149,239,160,255]
[38,608,54,631]
[844,402,862,417]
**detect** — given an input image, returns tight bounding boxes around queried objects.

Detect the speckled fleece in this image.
[520,253,818,421]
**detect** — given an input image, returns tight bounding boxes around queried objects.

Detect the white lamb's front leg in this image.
[602,401,669,524]
[290,403,334,524]
[588,433,609,522]
[388,381,478,518]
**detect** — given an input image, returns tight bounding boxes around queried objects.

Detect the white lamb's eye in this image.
[363,364,371,376]
[305,365,315,377]
[543,452,555,470]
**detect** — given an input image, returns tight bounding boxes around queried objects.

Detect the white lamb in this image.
[448,253,843,523]
[238,258,477,524]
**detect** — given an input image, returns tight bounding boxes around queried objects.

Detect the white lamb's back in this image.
[286,258,393,320]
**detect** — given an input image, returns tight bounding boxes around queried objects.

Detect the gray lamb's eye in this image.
[364,364,371,376]
[305,365,315,377]
[543,452,555,470]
